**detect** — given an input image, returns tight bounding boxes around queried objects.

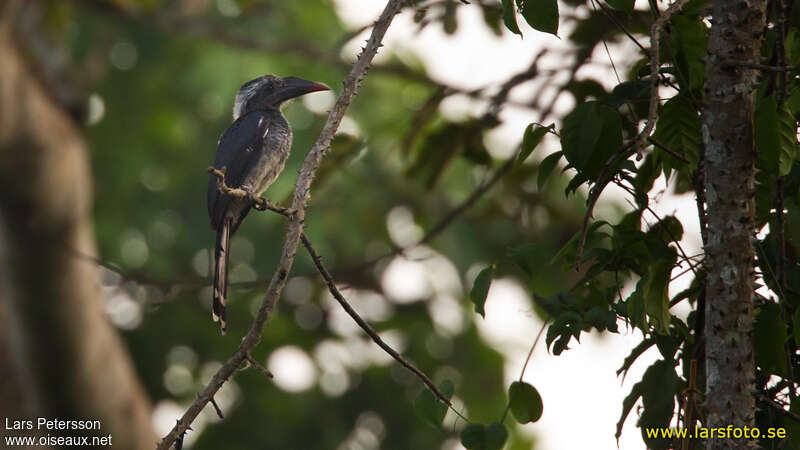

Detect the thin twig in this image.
[208,395,224,419]
[680,360,700,450]
[647,136,690,164]
[174,426,190,450]
[500,321,548,424]
[155,2,406,447]
[595,0,649,54]
[639,0,691,152]
[301,233,459,410]
[245,353,273,379]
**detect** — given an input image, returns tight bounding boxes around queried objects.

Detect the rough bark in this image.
[0,4,157,450]
[701,0,766,448]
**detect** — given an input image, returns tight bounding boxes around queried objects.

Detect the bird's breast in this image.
[250,129,292,195]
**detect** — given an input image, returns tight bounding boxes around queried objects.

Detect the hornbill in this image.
[207,75,329,334]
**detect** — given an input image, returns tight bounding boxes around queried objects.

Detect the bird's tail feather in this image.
[212,218,231,335]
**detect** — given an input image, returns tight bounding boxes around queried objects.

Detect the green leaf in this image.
[633,154,659,200]
[508,244,538,277]
[625,284,646,331]
[486,423,508,449]
[501,0,521,36]
[463,142,494,166]
[755,303,788,376]
[616,338,656,381]
[461,424,486,449]
[628,258,674,334]
[641,260,673,335]
[460,422,508,450]
[669,15,707,90]
[560,101,623,180]
[606,0,634,12]
[616,359,681,443]
[616,375,644,441]
[606,80,650,108]
[566,79,609,104]
[408,123,464,188]
[639,360,682,447]
[561,102,601,170]
[415,380,454,427]
[545,311,583,355]
[755,170,777,226]
[785,28,800,66]
[516,0,558,36]
[440,379,455,398]
[508,381,544,423]
[537,151,562,190]
[793,307,800,347]
[517,123,553,166]
[584,305,618,332]
[549,220,609,265]
[646,215,684,243]
[788,398,800,449]
[755,95,797,177]
[611,224,649,276]
[652,94,701,169]
[470,266,494,318]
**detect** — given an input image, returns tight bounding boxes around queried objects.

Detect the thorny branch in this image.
[208,167,454,407]
[300,233,455,408]
[155,1,407,447]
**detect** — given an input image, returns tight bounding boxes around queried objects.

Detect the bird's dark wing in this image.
[207,110,271,229]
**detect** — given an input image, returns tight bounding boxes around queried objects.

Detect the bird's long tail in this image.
[212,218,231,335]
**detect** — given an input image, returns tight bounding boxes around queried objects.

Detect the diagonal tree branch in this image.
[300,233,454,406]
[155,1,407,448]
[209,166,454,407]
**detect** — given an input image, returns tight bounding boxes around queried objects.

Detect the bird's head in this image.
[232,75,330,120]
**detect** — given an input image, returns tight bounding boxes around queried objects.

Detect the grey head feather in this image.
[233,77,264,120]
[232,75,282,120]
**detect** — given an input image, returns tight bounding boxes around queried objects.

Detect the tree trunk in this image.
[701,1,766,448]
[0,4,157,450]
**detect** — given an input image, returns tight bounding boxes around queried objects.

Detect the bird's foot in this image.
[253,197,269,211]
[241,187,264,209]
[251,196,291,216]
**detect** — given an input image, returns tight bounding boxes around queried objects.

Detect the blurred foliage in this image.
[37,0,800,447]
[38,0,588,448]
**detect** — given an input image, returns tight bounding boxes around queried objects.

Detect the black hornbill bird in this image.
[207,75,329,334]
